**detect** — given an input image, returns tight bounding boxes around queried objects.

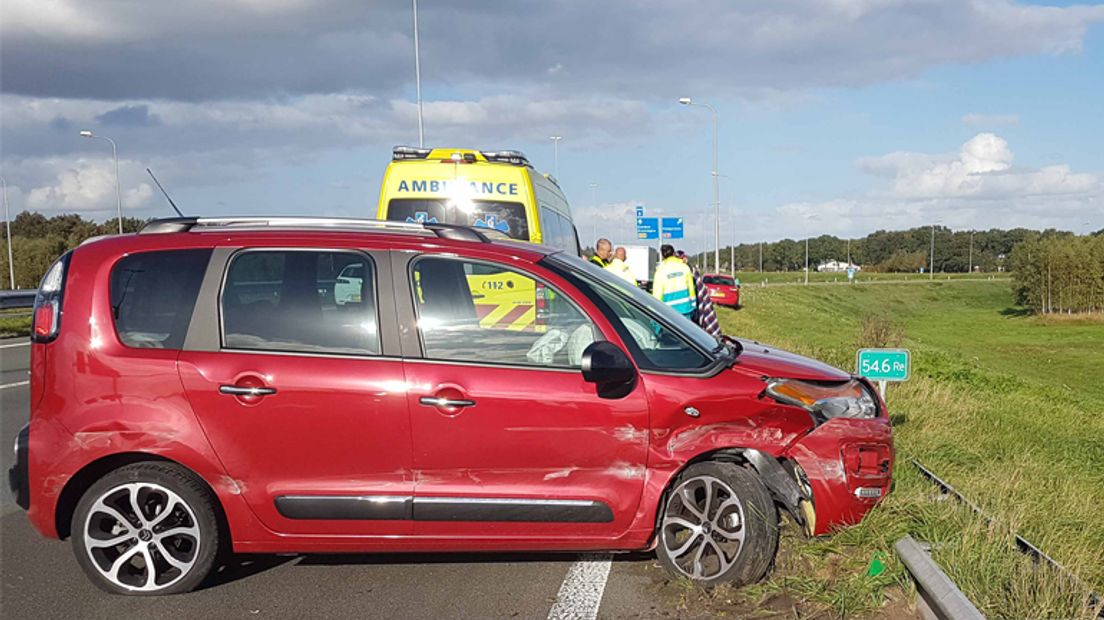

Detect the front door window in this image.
[411,257,596,367]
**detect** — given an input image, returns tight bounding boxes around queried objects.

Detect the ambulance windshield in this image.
[387,199,529,240]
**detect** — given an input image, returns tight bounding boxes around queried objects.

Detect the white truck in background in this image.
[623,245,658,289]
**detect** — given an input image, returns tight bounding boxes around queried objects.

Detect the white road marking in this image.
[0,342,30,349]
[1,380,29,390]
[547,554,612,620]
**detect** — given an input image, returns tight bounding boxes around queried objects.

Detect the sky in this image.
[1,0,1102,252]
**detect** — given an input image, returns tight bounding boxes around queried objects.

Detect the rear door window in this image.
[110,249,212,349]
[703,275,735,286]
[221,250,379,355]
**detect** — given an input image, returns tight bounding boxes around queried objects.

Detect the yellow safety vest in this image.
[652,258,695,315]
[605,258,635,283]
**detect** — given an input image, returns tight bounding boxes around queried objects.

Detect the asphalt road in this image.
[0,338,678,620]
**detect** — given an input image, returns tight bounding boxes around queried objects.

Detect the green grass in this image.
[0,311,32,338]
[732,270,1007,285]
[718,280,1104,619]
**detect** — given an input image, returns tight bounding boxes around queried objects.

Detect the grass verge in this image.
[0,311,32,338]
[710,280,1104,619]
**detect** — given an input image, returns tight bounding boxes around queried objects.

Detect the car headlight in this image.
[765,378,878,420]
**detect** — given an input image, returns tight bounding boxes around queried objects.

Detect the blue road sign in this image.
[635,205,645,218]
[661,217,684,239]
[636,217,659,240]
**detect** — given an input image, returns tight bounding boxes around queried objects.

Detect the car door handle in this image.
[219,385,277,396]
[419,396,476,408]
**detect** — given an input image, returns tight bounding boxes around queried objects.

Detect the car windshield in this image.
[543,252,722,358]
[703,275,735,286]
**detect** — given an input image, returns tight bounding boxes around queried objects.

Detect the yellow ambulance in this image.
[378,146,580,332]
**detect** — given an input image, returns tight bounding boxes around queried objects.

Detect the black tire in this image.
[655,461,778,587]
[70,462,220,595]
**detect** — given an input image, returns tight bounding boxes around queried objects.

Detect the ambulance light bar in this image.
[393,146,433,160]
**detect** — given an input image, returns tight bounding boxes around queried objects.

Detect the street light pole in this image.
[730,217,736,278]
[804,214,816,286]
[805,236,810,286]
[968,231,975,274]
[79,130,123,234]
[550,136,562,178]
[678,97,719,274]
[589,182,597,246]
[412,0,425,147]
[930,224,936,280]
[1,176,15,289]
[758,241,763,273]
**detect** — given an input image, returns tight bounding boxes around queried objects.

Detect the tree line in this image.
[713,226,1025,273]
[0,212,145,289]
[695,226,1098,274]
[1009,233,1104,314]
[3,211,1102,315]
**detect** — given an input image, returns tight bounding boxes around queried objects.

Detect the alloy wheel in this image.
[82,482,201,592]
[660,474,747,580]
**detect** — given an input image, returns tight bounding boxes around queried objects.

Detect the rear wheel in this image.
[656,461,778,587]
[71,462,220,595]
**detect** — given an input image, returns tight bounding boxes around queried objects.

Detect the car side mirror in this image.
[581,341,637,399]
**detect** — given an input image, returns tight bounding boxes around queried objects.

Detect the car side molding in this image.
[274,495,614,524]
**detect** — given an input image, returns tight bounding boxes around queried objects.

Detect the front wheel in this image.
[656,461,778,587]
[71,462,220,595]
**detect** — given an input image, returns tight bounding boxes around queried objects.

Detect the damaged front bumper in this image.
[782,417,894,536]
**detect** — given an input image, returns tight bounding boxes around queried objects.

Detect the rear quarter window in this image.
[110,249,212,349]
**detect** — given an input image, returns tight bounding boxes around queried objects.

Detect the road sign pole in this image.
[879,380,887,401]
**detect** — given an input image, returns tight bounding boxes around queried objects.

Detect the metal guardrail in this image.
[0,290,36,310]
[912,459,1104,619]
[895,535,986,620]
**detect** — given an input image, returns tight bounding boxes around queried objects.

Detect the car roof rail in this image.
[138,216,499,243]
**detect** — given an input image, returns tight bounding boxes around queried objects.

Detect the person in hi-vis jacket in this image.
[651,244,696,320]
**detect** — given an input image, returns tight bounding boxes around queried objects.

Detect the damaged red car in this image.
[10,217,893,595]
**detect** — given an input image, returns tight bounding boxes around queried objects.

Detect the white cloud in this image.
[18,157,153,215]
[770,133,1102,238]
[961,113,1020,126]
[0,92,651,162]
[0,91,652,216]
[3,1,1103,101]
[869,133,1097,200]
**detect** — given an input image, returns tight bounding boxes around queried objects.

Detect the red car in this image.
[702,273,741,308]
[10,217,892,595]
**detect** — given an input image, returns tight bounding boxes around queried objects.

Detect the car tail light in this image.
[31,252,71,343]
[33,302,58,338]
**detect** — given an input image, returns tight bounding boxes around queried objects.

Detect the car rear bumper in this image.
[783,417,893,536]
[707,288,740,306]
[8,424,29,510]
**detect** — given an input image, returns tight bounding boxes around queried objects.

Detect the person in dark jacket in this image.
[678,251,721,338]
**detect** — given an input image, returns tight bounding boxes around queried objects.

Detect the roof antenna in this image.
[146,168,184,217]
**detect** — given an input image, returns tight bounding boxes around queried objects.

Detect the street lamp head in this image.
[678,97,692,105]
[549,135,562,141]
[79,130,94,138]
